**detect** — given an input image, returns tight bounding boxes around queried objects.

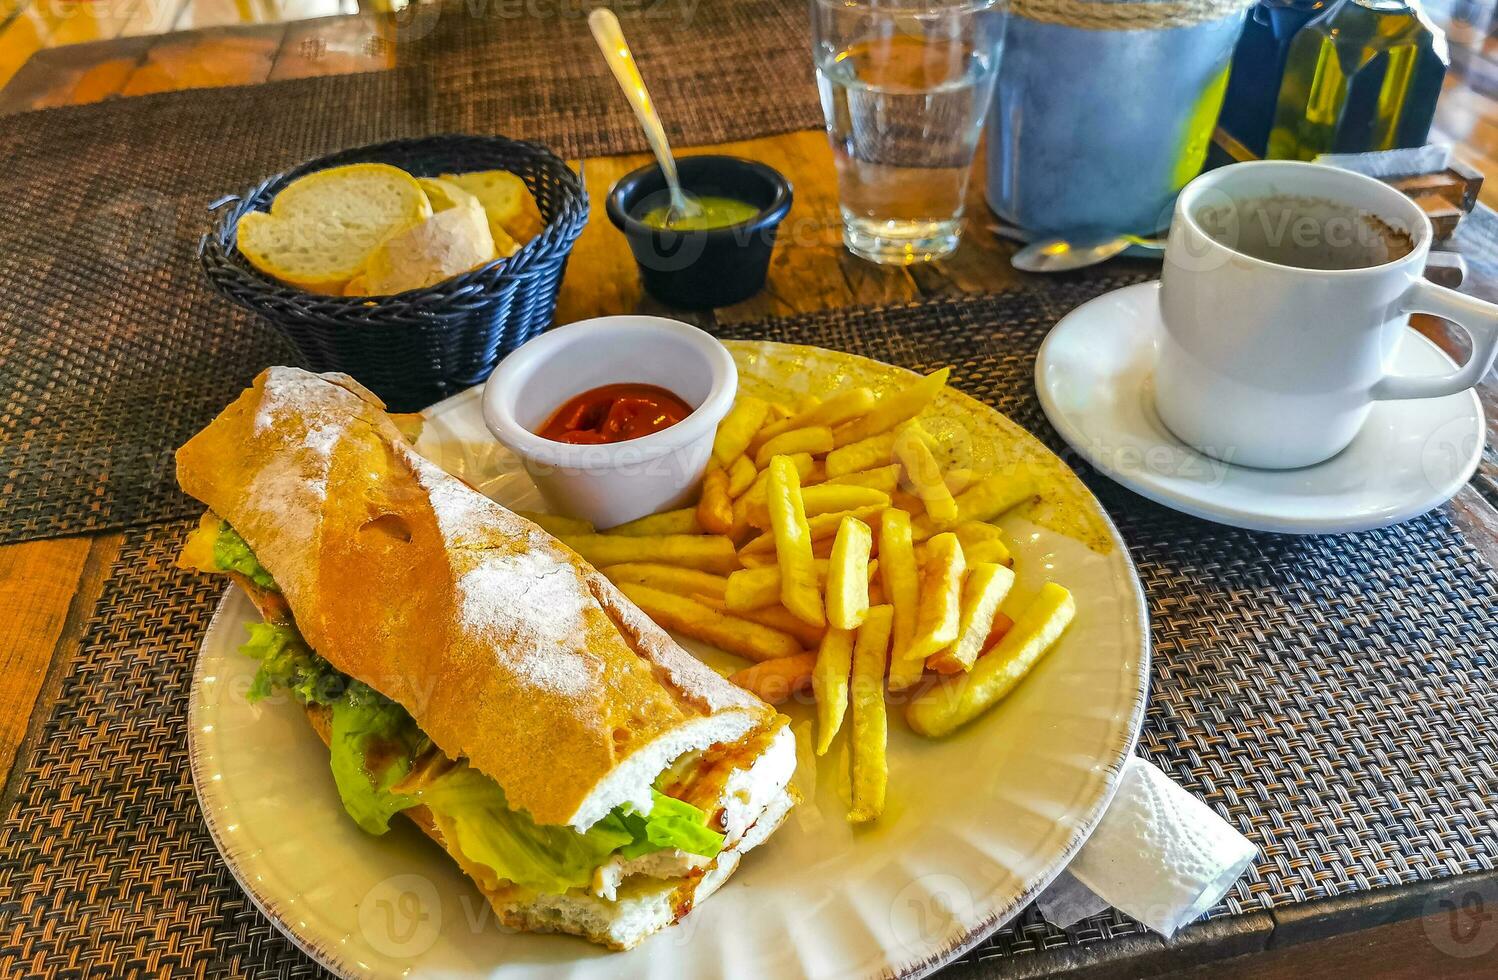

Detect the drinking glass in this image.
[812,0,1007,264]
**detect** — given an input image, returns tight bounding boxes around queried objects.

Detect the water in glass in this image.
[814,3,1004,264]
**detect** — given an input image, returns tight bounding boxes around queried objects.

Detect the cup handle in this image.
[1371,278,1498,400]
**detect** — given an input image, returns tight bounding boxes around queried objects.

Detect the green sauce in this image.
[638,195,761,231]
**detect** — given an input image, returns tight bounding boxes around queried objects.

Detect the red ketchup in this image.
[537,383,693,445]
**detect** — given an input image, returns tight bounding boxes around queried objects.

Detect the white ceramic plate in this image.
[1036,281,1487,534]
[189,341,1150,979]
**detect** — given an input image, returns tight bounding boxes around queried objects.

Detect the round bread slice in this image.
[237,163,432,294]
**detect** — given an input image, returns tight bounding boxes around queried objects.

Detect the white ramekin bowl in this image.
[482,315,738,529]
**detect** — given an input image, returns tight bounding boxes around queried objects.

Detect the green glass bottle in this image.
[1266,0,1448,161]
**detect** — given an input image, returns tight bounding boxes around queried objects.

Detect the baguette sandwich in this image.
[175,367,796,950]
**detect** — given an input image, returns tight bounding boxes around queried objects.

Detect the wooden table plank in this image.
[0,34,149,110]
[0,11,46,92]
[0,533,118,800]
[118,21,283,95]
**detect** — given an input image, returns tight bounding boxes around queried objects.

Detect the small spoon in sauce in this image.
[589,9,701,228]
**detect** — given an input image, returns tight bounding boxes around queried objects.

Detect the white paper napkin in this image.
[1035,757,1257,937]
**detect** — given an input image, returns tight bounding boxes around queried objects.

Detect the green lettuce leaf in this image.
[416,765,634,894]
[213,523,279,591]
[329,682,423,834]
[238,622,340,705]
[416,770,725,895]
[616,790,726,859]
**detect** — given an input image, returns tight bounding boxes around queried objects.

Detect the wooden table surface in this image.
[0,10,1495,979]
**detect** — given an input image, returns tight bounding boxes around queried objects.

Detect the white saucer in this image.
[1035,281,1487,534]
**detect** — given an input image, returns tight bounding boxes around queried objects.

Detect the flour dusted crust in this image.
[176,367,775,828]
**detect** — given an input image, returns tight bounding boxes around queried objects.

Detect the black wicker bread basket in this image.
[199,135,588,411]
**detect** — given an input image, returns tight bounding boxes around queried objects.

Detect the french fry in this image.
[767,455,825,627]
[813,627,856,755]
[963,539,1012,566]
[848,604,894,823]
[740,504,886,555]
[732,452,813,537]
[891,490,927,517]
[913,474,1037,541]
[806,485,891,518]
[561,534,739,573]
[725,559,877,611]
[726,561,828,611]
[832,367,951,448]
[953,521,1004,546]
[796,393,823,413]
[926,563,1015,673]
[727,564,794,611]
[713,396,769,467]
[599,563,729,600]
[754,426,836,469]
[983,611,1014,651]
[905,532,966,662]
[608,507,702,536]
[826,517,873,630]
[906,583,1075,737]
[894,422,958,525]
[696,466,734,535]
[918,534,1010,567]
[824,463,902,496]
[514,510,595,536]
[737,551,779,568]
[750,387,879,454]
[616,583,802,661]
[824,430,898,478]
[767,401,795,421]
[729,652,817,705]
[880,509,925,691]
[726,455,758,496]
[736,453,814,505]
[695,594,826,648]
[744,483,890,530]
[803,461,828,485]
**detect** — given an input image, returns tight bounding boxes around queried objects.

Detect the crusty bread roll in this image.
[176,367,780,830]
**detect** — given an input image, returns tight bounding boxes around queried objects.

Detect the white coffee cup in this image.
[1156,160,1498,470]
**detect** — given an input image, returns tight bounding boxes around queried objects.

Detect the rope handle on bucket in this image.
[1010,0,1255,31]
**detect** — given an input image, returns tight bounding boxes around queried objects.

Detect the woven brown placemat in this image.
[2,285,1495,976]
[0,522,325,978]
[405,0,822,158]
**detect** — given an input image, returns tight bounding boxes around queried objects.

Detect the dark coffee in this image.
[1194,194,1415,270]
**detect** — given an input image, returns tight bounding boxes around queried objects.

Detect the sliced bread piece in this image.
[237,163,431,294]
[420,177,518,257]
[360,193,496,296]
[442,169,545,248]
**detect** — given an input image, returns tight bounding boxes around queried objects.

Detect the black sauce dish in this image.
[606,155,792,309]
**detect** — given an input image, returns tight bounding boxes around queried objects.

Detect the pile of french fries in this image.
[519,367,1077,823]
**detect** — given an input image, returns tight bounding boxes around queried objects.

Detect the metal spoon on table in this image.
[589,9,701,227]
[1011,232,1166,273]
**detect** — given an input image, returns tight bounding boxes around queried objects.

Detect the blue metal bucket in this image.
[986,5,1248,237]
